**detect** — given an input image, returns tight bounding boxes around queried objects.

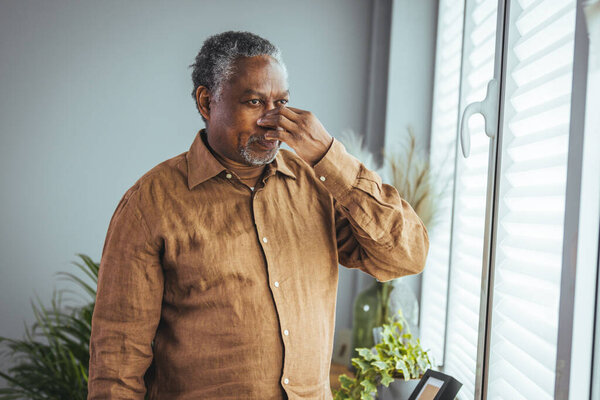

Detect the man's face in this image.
[205,55,289,166]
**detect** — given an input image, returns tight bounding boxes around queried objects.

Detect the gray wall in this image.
[0,0,439,373]
[385,0,438,153]
[384,0,439,308]
[0,0,373,351]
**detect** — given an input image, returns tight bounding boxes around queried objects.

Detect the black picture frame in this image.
[407,369,462,400]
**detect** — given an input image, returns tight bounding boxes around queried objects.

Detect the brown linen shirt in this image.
[88,129,429,399]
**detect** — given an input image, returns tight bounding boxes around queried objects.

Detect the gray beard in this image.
[239,136,280,166]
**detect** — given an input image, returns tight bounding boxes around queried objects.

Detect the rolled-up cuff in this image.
[313,138,362,200]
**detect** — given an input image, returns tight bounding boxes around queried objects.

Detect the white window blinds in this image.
[486,1,576,399]
[419,0,464,368]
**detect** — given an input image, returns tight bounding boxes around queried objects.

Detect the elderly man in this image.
[88,31,429,399]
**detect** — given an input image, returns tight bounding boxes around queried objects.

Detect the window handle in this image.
[459,79,499,158]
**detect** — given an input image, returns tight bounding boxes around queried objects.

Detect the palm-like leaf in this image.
[0,254,98,400]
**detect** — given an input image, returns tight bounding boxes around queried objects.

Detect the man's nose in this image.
[265,100,279,111]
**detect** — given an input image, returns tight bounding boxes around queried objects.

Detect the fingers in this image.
[262,105,303,122]
[257,112,298,133]
[285,106,306,115]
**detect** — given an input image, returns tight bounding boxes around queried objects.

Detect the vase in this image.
[351,281,383,361]
[387,279,420,337]
[377,378,420,400]
[351,279,420,360]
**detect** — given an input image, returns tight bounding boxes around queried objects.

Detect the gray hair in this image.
[190,31,287,116]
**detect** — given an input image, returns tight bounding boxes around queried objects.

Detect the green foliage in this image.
[333,310,432,400]
[0,254,98,400]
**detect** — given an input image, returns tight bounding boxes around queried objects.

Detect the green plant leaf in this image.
[339,374,354,390]
[357,347,377,361]
[359,379,377,394]
[380,370,394,387]
[395,359,411,380]
[372,361,388,371]
[353,358,370,373]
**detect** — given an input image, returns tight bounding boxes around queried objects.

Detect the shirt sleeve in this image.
[313,138,430,281]
[88,187,164,399]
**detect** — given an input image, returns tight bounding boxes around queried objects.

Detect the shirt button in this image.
[225,173,232,179]
[283,329,289,336]
[262,237,268,243]
[274,281,280,288]
[319,176,326,181]
[284,378,289,385]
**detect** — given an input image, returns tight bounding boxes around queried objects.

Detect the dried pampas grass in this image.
[385,126,440,231]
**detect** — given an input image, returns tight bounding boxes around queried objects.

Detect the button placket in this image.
[254,192,290,390]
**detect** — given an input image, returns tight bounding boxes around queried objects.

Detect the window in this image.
[420,0,587,398]
[486,1,576,398]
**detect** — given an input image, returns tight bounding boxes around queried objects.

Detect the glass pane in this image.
[486,0,576,399]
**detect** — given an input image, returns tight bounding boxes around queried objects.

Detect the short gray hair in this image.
[190,31,287,114]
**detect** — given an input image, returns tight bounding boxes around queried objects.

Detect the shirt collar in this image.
[186,129,296,190]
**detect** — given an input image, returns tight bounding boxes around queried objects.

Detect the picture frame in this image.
[408,369,462,400]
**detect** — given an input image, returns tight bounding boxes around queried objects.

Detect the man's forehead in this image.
[241,88,290,97]
[219,55,288,95]
[231,56,286,78]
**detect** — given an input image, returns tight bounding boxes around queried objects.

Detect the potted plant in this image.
[0,254,98,399]
[333,309,432,400]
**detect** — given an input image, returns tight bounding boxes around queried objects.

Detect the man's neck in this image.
[202,132,266,188]
[214,151,266,186]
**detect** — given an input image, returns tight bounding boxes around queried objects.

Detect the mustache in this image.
[247,133,279,144]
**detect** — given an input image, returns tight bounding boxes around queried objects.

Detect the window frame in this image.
[555,1,597,399]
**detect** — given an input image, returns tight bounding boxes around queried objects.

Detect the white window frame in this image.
[557,1,599,398]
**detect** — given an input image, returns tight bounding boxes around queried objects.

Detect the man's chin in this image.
[239,146,280,166]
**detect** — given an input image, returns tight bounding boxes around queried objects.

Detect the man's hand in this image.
[256,106,334,166]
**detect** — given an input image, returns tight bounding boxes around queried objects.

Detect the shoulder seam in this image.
[119,187,155,243]
[135,152,187,188]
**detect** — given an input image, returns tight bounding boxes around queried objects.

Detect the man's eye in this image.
[247,99,261,105]
[279,99,289,105]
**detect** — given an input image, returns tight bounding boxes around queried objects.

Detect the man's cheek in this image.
[241,113,264,130]
[227,106,258,125]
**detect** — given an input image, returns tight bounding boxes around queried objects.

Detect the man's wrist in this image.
[306,136,335,167]
[312,138,361,200]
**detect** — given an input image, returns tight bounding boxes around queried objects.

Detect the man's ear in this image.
[195,86,211,121]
